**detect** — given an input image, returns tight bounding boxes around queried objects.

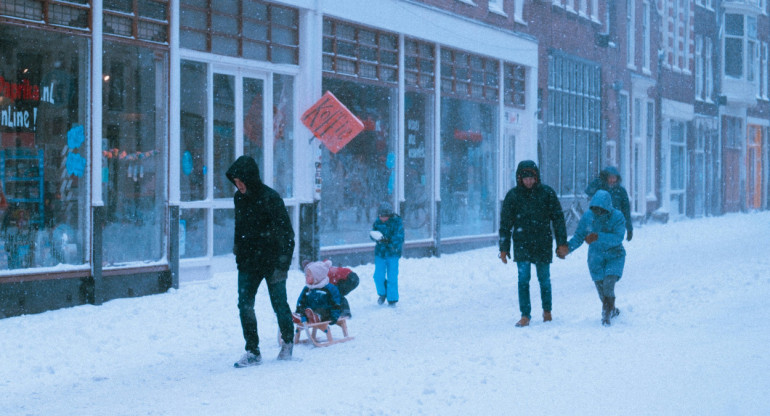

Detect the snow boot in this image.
[377,295,386,305]
[277,342,293,361]
[601,297,612,326]
[234,350,262,368]
[515,316,530,327]
[543,311,552,322]
[610,298,620,318]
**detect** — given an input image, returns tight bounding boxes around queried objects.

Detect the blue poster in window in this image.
[66,153,86,177]
[67,124,85,149]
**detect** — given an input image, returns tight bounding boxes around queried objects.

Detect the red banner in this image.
[301,91,364,154]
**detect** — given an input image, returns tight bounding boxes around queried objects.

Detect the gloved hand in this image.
[626,229,633,241]
[556,245,569,259]
[585,233,598,244]
[268,268,288,284]
[499,251,510,264]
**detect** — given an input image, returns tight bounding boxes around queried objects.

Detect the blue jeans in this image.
[373,256,399,302]
[516,262,552,318]
[237,269,294,353]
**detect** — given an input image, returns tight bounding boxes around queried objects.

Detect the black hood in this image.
[226,155,262,192]
[515,160,540,187]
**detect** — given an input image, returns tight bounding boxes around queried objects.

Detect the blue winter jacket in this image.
[567,190,626,281]
[372,215,404,258]
[296,284,342,323]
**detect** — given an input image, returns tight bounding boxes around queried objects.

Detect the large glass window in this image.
[102,41,167,266]
[0,26,89,270]
[404,92,434,240]
[180,60,207,201]
[439,98,497,237]
[318,78,396,247]
[669,120,686,216]
[544,53,601,196]
[213,73,236,199]
[725,13,744,78]
[273,74,294,198]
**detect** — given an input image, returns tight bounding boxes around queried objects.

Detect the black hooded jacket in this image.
[226,156,295,272]
[498,160,567,263]
[584,166,633,234]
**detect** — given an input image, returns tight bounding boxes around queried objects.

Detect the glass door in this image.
[179,63,269,260]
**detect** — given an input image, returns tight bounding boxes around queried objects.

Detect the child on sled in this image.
[295,260,343,325]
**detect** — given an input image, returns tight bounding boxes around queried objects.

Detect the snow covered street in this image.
[2,212,770,415]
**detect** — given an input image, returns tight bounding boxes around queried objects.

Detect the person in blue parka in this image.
[370,202,404,306]
[560,189,626,326]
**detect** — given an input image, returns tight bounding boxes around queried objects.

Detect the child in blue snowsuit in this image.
[296,260,342,324]
[561,190,626,326]
[370,202,404,306]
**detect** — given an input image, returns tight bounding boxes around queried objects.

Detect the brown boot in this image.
[543,311,552,322]
[515,316,530,327]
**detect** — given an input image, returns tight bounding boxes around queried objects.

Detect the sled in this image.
[291,310,354,347]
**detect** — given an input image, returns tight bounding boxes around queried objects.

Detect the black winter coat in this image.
[584,166,633,234]
[498,160,567,264]
[226,156,295,272]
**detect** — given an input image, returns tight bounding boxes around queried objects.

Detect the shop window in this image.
[180,0,299,64]
[403,91,434,240]
[0,26,89,270]
[0,0,89,30]
[323,19,398,85]
[102,41,167,266]
[439,98,497,237]
[180,60,207,202]
[273,74,294,198]
[319,78,396,247]
[213,208,234,256]
[180,208,206,258]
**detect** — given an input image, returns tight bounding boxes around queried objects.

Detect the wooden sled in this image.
[292,311,354,347]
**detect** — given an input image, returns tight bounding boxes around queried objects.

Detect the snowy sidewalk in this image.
[2,212,770,415]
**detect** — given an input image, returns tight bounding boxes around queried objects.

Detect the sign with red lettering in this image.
[301,91,364,154]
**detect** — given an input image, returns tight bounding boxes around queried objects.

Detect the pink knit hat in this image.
[304,260,331,288]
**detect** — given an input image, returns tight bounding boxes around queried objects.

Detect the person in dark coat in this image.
[499,160,568,327]
[560,190,626,326]
[370,202,404,306]
[226,155,295,367]
[585,166,633,241]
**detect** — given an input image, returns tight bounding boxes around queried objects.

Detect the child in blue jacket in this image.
[296,260,342,324]
[370,202,404,306]
[560,190,626,326]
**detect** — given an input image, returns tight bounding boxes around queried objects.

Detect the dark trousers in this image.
[594,275,619,300]
[516,262,552,318]
[237,269,294,353]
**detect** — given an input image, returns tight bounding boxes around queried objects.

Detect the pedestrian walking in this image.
[370,201,404,306]
[559,189,626,326]
[226,155,296,367]
[585,166,633,241]
[499,160,568,327]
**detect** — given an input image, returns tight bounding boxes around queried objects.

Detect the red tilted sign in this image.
[301,91,364,154]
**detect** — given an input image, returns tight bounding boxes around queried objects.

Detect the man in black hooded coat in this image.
[499,160,568,327]
[226,155,295,367]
